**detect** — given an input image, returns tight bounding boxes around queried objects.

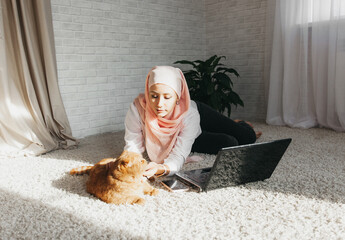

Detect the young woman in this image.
[124,66,261,178]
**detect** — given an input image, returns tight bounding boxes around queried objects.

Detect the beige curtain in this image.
[0,0,77,156]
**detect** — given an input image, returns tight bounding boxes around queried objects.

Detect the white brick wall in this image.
[51,0,267,138]
[51,0,206,138]
[205,0,267,121]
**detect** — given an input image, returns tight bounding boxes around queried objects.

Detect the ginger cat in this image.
[70,151,158,205]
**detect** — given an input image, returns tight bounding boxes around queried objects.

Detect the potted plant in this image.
[174,55,243,117]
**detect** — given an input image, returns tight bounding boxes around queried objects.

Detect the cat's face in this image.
[113,151,147,181]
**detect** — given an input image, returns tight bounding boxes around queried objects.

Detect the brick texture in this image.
[205,0,267,121]
[51,0,267,138]
[51,0,206,138]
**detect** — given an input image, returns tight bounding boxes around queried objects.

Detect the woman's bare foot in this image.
[234,119,262,139]
[256,131,262,139]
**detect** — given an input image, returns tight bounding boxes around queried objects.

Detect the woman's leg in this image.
[195,101,256,145]
[191,131,239,154]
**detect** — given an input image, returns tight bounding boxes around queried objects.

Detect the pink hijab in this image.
[134,66,190,163]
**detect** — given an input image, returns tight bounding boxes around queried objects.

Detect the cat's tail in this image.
[70,166,93,175]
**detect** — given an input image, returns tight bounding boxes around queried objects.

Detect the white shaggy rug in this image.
[1,122,345,239]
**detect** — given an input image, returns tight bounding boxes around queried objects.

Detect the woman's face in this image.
[148,83,178,118]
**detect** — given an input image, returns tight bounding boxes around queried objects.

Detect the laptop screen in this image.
[204,138,291,191]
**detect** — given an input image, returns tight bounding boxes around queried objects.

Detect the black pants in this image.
[191,101,256,154]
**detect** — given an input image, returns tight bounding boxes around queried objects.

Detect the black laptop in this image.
[173,138,292,192]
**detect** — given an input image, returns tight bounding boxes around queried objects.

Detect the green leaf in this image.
[226,103,232,117]
[229,92,244,107]
[207,82,214,95]
[213,72,232,88]
[212,56,226,69]
[174,60,197,67]
[210,94,220,111]
[217,67,240,77]
[205,55,218,66]
[184,69,199,75]
[196,61,209,74]
[184,70,200,80]
[199,80,208,95]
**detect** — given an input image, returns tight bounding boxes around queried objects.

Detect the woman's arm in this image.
[144,104,201,178]
[124,103,145,154]
[163,101,202,176]
[125,103,168,178]
[144,162,170,177]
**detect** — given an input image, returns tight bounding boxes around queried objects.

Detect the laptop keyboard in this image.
[185,168,211,184]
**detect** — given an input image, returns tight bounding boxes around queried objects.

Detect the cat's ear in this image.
[120,150,142,160]
[121,158,133,167]
[119,150,129,159]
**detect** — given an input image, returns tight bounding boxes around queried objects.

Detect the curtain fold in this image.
[265,0,345,132]
[0,0,77,156]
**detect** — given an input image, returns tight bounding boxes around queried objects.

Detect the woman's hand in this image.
[143,162,169,178]
[143,162,159,178]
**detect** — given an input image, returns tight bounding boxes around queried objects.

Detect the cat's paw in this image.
[149,188,159,196]
[133,197,146,205]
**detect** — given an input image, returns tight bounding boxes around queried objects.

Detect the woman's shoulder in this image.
[189,100,199,114]
[128,102,139,115]
[125,102,142,124]
[181,100,201,134]
[184,100,200,121]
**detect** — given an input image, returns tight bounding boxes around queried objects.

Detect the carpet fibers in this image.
[0,123,345,239]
